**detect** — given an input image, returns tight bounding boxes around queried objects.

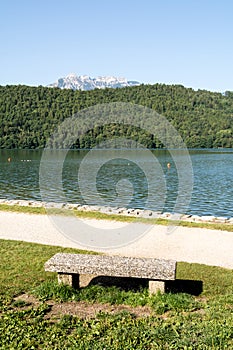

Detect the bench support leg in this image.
[58,273,80,288]
[149,280,165,295]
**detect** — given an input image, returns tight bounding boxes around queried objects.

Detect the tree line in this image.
[0,83,233,149]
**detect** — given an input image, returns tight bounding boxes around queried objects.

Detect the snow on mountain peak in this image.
[48,73,140,91]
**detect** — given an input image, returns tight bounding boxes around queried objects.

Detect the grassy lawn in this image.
[0,239,97,299]
[0,238,233,349]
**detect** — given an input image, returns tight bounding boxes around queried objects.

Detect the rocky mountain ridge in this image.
[48,73,140,90]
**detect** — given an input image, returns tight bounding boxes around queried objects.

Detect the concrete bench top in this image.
[45,253,177,280]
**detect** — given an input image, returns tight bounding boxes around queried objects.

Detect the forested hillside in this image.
[0,84,233,149]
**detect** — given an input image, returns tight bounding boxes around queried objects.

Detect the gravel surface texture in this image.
[0,211,233,269]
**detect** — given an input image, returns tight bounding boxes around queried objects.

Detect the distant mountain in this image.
[48,73,140,90]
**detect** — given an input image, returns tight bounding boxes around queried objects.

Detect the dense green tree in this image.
[0,84,233,149]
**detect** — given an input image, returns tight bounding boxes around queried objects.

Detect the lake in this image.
[1,149,233,218]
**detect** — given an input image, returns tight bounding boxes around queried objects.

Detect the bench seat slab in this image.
[45,253,176,280]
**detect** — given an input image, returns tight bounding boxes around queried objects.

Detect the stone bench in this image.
[44,253,177,294]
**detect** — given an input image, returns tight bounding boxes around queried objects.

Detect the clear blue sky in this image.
[1,0,233,92]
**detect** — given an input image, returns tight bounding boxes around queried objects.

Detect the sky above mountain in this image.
[1,0,233,92]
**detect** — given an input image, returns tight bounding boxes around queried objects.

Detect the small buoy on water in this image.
[167,162,171,169]
[7,157,11,162]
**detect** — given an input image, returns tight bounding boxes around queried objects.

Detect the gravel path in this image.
[0,211,233,269]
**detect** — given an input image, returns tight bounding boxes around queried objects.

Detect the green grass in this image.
[1,203,233,231]
[1,308,233,349]
[0,239,97,299]
[0,239,233,349]
[0,203,47,214]
[32,280,200,314]
[177,262,233,296]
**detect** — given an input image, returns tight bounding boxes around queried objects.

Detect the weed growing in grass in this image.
[148,291,199,314]
[32,280,148,305]
[11,299,29,308]
[32,280,76,302]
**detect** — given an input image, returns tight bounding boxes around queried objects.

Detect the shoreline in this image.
[0,198,232,226]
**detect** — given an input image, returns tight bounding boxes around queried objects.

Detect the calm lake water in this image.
[1,149,233,217]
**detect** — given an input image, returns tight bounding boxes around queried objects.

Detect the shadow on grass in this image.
[88,276,203,295]
[165,279,203,296]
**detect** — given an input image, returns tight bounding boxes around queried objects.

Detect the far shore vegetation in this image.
[1,203,233,232]
[1,84,233,149]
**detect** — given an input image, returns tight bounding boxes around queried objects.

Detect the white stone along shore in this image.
[0,199,233,269]
[0,198,232,225]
